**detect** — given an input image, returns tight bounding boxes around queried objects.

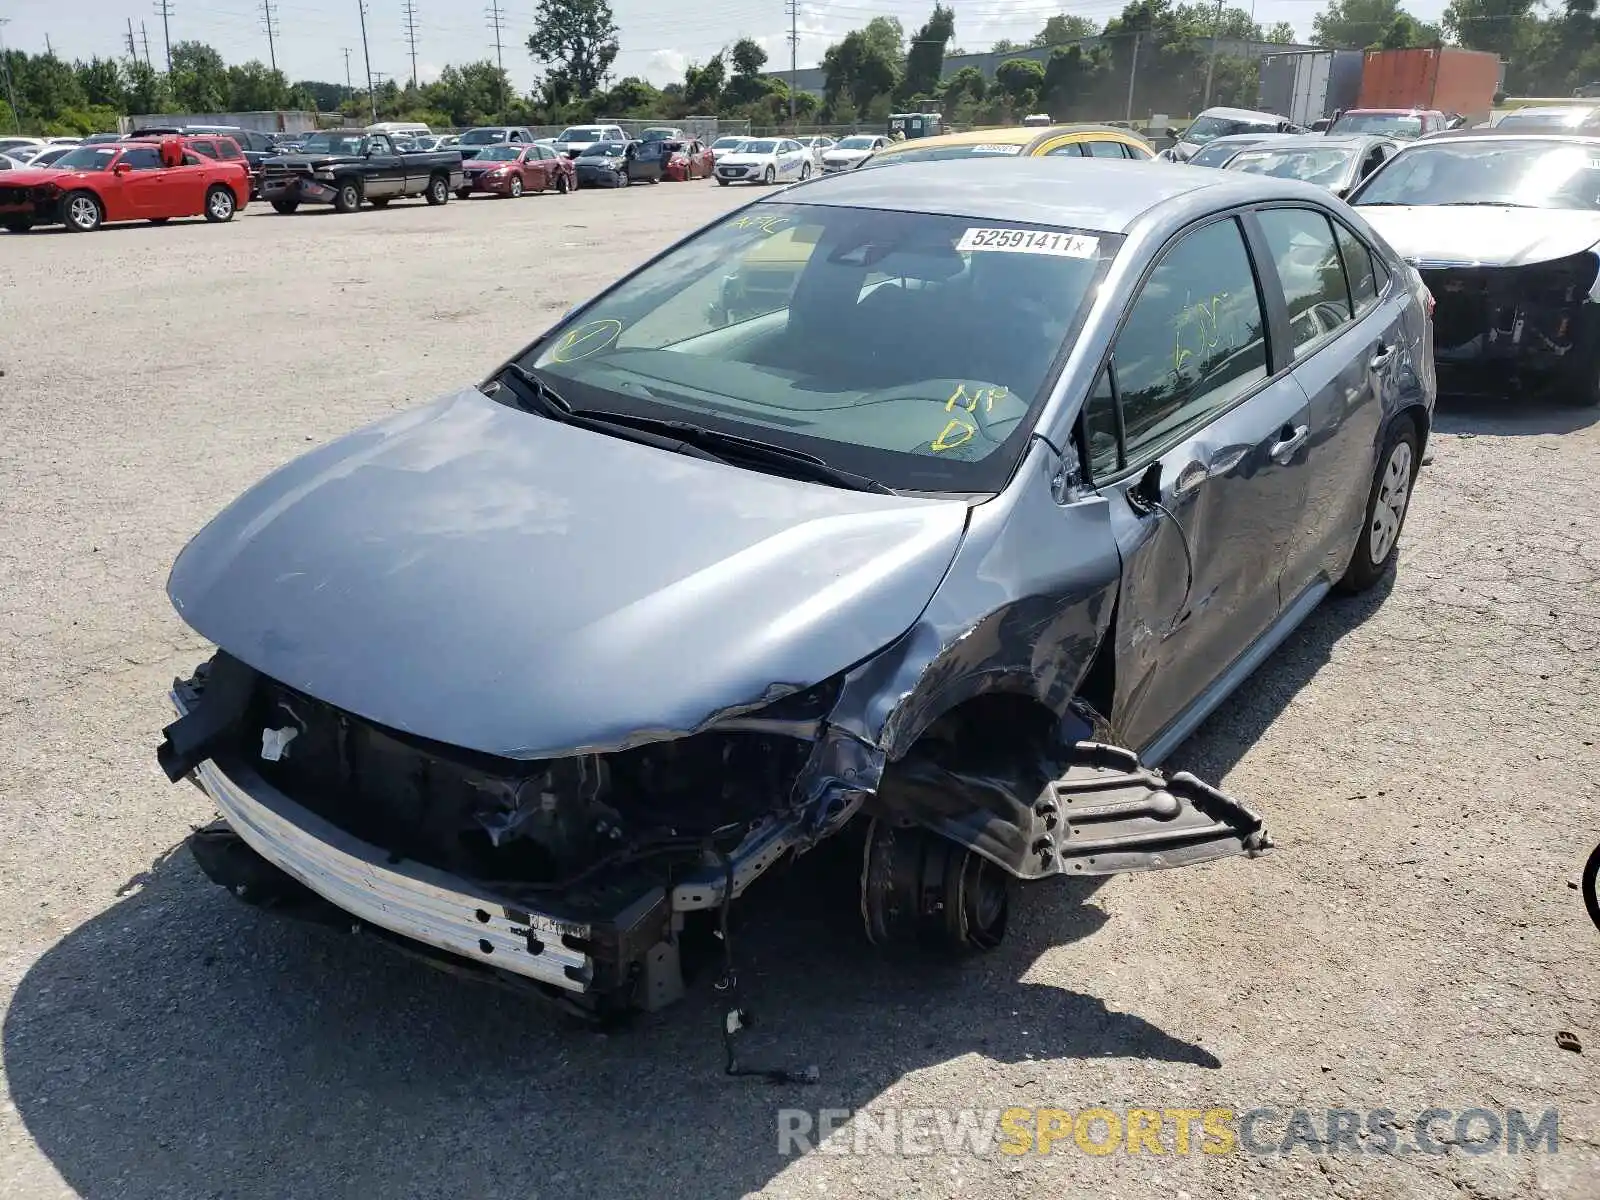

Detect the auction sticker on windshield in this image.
[957,228,1099,257]
[969,144,1025,155]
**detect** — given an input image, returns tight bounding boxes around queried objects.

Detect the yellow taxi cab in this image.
[857,123,1156,169]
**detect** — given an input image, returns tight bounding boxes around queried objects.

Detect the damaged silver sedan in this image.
[159,158,1435,1017]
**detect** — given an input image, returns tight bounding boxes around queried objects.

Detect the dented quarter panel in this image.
[826,440,1120,759]
[167,387,970,759]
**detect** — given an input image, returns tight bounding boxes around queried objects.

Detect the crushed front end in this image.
[160,652,871,1018]
[1420,252,1600,399]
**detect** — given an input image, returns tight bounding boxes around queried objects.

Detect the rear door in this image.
[1254,207,1403,600]
[1082,213,1312,758]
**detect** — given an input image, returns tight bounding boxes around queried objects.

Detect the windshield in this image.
[301,133,365,155]
[560,127,605,142]
[861,141,1022,168]
[737,140,777,154]
[1228,146,1357,187]
[582,142,626,157]
[52,146,119,171]
[521,203,1114,492]
[1353,139,1600,210]
[461,128,509,145]
[1189,138,1268,167]
[1331,113,1423,137]
[1184,115,1277,145]
[477,145,523,161]
[713,137,745,149]
[1496,109,1593,130]
[837,136,877,150]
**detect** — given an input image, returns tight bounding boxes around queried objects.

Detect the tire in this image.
[270,198,299,215]
[1582,840,1600,934]
[332,179,361,213]
[762,165,775,185]
[1336,418,1420,594]
[3,217,33,233]
[716,177,730,186]
[456,187,472,200]
[61,191,102,232]
[203,184,235,223]
[619,171,630,188]
[508,175,523,198]
[425,175,449,205]
[800,162,812,180]
[555,172,570,194]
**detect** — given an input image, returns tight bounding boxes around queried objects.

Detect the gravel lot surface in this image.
[1,184,1597,1200]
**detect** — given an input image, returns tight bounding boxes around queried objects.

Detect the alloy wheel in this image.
[68,195,99,231]
[1369,439,1413,563]
[208,189,233,220]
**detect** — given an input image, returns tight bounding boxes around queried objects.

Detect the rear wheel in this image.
[555,172,570,193]
[800,162,812,180]
[62,191,102,232]
[1336,419,1419,594]
[270,198,299,214]
[425,174,450,205]
[332,179,361,213]
[203,184,235,222]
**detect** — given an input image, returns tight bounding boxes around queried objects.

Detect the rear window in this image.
[524,202,1117,493]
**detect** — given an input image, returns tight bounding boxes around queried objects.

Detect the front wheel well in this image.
[1394,403,1430,463]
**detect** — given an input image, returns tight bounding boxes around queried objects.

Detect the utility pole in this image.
[0,18,20,132]
[486,0,507,115]
[140,22,154,69]
[785,0,798,127]
[44,33,53,57]
[1202,0,1223,109]
[154,0,173,74]
[1124,30,1139,123]
[126,18,138,64]
[342,46,353,98]
[261,0,279,73]
[356,0,375,122]
[403,0,419,90]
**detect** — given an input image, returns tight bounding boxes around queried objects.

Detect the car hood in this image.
[0,166,74,186]
[1357,206,1600,267]
[265,153,361,168]
[718,152,774,166]
[167,387,968,759]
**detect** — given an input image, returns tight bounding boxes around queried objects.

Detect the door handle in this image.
[1172,459,1208,500]
[1269,424,1309,464]
[1369,342,1394,370]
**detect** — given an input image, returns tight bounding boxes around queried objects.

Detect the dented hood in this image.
[1357,205,1600,267]
[167,388,968,759]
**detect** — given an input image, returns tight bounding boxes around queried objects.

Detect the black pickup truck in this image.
[260,130,465,213]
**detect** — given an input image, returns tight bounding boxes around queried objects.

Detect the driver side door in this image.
[362,134,403,197]
[1082,213,1313,762]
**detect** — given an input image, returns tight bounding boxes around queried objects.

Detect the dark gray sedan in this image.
[1221,134,1401,198]
[157,158,1435,1018]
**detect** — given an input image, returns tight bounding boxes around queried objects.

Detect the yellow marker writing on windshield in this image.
[946,384,1007,413]
[931,419,976,452]
[549,318,622,363]
[729,213,790,234]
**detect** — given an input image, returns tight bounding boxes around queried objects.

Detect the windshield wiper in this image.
[1436,200,1537,207]
[570,408,898,495]
[489,364,729,466]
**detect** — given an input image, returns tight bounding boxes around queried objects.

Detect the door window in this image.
[1085,140,1124,158]
[1104,217,1269,470]
[1044,142,1083,157]
[189,140,218,158]
[1256,208,1354,356]
[1122,142,1152,160]
[1332,220,1380,315]
[120,147,163,170]
[214,139,243,160]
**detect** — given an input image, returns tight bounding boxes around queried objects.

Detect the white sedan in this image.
[821,134,890,172]
[0,154,25,171]
[713,137,813,186]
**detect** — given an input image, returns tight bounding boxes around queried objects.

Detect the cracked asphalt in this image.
[1,182,1597,1200]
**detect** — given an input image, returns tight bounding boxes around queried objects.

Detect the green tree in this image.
[1041,44,1110,117]
[725,37,771,105]
[1444,0,1537,59]
[683,52,726,109]
[822,30,900,112]
[527,0,619,98]
[426,61,513,124]
[75,57,127,109]
[224,61,293,111]
[731,36,767,78]
[900,4,955,101]
[122,60,171,114]
[994,56,1046,111]
[1263,21,1298,42]
[991,39,1024,54]
[1313,0,1440,48]
[16,53,87,119]
[1031,14,1099,46]
[169,41,228,111]
[862,16,907,63]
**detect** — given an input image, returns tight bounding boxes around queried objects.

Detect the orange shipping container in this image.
[1357,47,1502,123]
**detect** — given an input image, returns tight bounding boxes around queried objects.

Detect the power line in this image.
[402,0,419,89]
[261,0,279,73]
[154,0,174,73]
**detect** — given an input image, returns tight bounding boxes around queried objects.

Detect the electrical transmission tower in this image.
[403,0,419,90]
[154,0,173,73]
[261,0,280,73]
[486,0,508,113]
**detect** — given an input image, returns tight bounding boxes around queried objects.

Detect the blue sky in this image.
[1,0,1454,94]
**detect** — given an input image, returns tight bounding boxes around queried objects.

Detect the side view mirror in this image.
[1166,127,1180,140]
[113,162,132,175]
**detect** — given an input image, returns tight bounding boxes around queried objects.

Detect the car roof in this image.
[1339,108,1438,116]
[1420,129,1600,144]
[1500,105,1597,118]
[1198,106,1286,122]
[770,156,1326,233]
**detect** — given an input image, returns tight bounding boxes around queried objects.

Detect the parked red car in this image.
[663,139,714,181]
[0,139,250,232]
[457,143,576,198]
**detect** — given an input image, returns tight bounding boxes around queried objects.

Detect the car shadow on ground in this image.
[4,829,1219,1196]
[1433,391,1600,437]
[2,573,1404,1196]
